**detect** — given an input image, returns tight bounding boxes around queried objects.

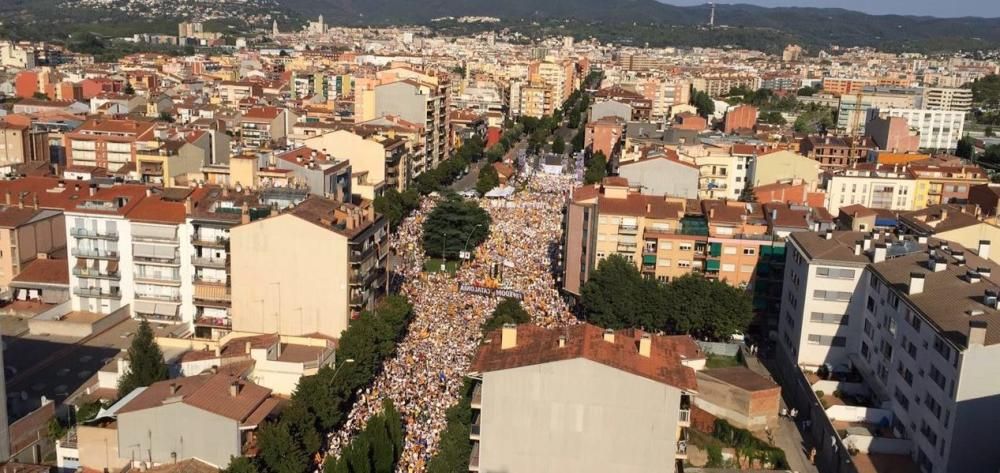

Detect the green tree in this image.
[157,111,175,123]
[662,275,753,339]
[475,164,500,195]
[971,75,1000,110]
[31,92,49,101]
[123,82,135,95]
[483,298,531,333]
[583,151,607,184]
[257,421,307,473]
[581,255,664,330]
[222,456,259,473]
[427,380,475,473]
[422,194,491,259]
[691,90,715,118]
[758,111,786,125]
[987,126,996,137]
[117,319,168,397]
[551,135,566,154]
[571,128,585,153]
[796,85,818,96]
[956,136,975,160]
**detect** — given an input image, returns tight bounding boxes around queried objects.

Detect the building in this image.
[584,117,624,160]
[799,135,873,169]
[873,108,965,152]
[64,119,156,172]
[373,77,450,169]
[778,230,1000,473]
[274,147,353,201]
[908,165,988,209]
[116,372,278,468]
[509,80,554,119]
[691,73,761,98]
[240,107,294,150]
[0,122,48,168]
[723,105,757,134]
[821,78,877,97]
[0,203,65,293]
[302,129,393,200]
[866,116,921,153]
[836,88,921,134]
[469,323,701,473]
[825,164,916,215]
[782,44,803,62]
[751,150,821,188]
[617,153,699,199]
[230,196,387,339]
[922,87,973,112]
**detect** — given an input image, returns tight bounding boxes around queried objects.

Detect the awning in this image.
[642,255,656,265]
[75,258,88,270]
[107,260,119,274]
[154,303,177,317]
[133,300,156,315]
[705,259,721,271]
[709,242,723,257]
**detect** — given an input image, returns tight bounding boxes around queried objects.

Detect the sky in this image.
[660,0,1000,18]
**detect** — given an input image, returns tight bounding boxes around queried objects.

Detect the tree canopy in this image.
[483,298,531,333]
[551,135,566,154]
[117,319,168,397]
[422,195,491,259]
[323,400,404,473]
[583,151,607,184]
[475,164,500,196]
[425,380,475,473]
[580,256,753,341]
[691,90,715,118]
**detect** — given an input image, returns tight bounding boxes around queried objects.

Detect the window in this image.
[894,387,910,409]
[679,243,693,251]
[933,336,952,361]
[678,260,691,268]
[905,309,923,332]
[929,364,947,390]
[925,395,942,419]
[867,296,876,312]
[815,290,852,302]
[807,334,847,347]
[743,248,756,256]
[811,312,848,325]
[661,242,673,250]
[740,265,754,273]
[724,246,737,255]
[861,341,870,358]
[817,267,856,279]
[722,263,736,272]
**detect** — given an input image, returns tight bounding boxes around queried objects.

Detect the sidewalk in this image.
[773,416,819,473]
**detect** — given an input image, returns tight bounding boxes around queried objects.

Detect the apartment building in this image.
[240,107,294,150]
[873,108,965,152]
[799,135,873,169]
[64,119,156,172]
[302,129,393,200]
[469,323,700,473]
[908,165,988,209]
[821,78,877,96]
[230,196,387,339]
[274,147,353,201]
[723,105,757,134]
[530,59,577,105]
[0,122,48,168]
[373,78,450,169]
[692,151,751,200]
[779,230,1000,473]
[0,203,65,293]
[837,88,921,135]
[866,116,921,154]
[593,85,652,121]
[584,117,624,160]
[691,72,761,98]
[509,80,554,119]
[825,164,916,215]
[135,130,214,187]
[922,87,973,112]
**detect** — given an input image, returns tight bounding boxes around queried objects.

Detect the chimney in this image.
[145,188,153,197]
[873,243,887,263]
[638,334,652,357]
[979,266,992,278]
[986,289,999,309]
[979,240,991,260]
[824,229,833,240]
[241,202,250,225]
[169,383,179,395]
[31,193,38,210]
[854,241,862,256]
[229,381,240,397]
[917,235,928,244]
[909,272,925,295]
[245,341,252,354]
[709,207,715,218]
[863,235,872,251]
[969,319,988,346]
[934,257,947,272]
[89,183,97,196]
[954,251,966,265]
[968,270,982,284]
[184,197,193,214]
[16,194,23,209]
[603,328,615,343]
[3,191,9,206]
[501,324,517,350]
[558,335,566,348]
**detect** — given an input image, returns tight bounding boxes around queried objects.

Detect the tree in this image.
[158,111,175,123]
[323,400,404,473]
[571,128,585,153]
[581,255,665,330]
[691,90,715,118]
[483,299,531,333]
[956,136,975,160]
[374,188,419,229]
[551,135,566,154]
[257,421,308,473]
[987,126,996,137]
[475,164,500,196]
[31,92,49,101]
[796,85,818,96]
[758,111,786,125]
[422,194,491,259]
[794,106,835,134]
[971,75,1000,110]
[583,151,607,184]
[427,380,475,473]
[222,456,259,473]
[117,319,168,397]
[123,82,135,95]
[662,275,753,340]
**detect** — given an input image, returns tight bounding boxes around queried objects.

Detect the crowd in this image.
[328,172,577,472]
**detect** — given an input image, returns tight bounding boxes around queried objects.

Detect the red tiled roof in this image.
[117,372,274,422]
[243,106,282,120]
[12,259,69,286]
[472,324,699,392]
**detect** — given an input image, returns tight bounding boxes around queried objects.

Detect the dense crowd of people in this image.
[328,172,577,472]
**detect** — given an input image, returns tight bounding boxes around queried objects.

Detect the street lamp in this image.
[462,223,485,259]
[328,358,355,387]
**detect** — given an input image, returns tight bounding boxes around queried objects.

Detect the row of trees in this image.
[580,255,752,341]
[231,296,414,473]
[583,151,608,184]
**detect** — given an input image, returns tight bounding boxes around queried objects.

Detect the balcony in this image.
[618,224,638,235]
[469,442,480,472]
[676,428,689,458]
[195,316,232,329]
[679,409,691,426]
[132,233,178,244]
[471,383,482,409]
[470,413,481,440]
[70,227,118,240]
[72,268,120,280]
[350,245,377,263]
[192,256,229,269]
[617,242,638,253]
[194,281,232,304]
[191,235,230,248]
[135,255,180,266]
[134,273,182,286]
[73,287,121,299]
[135,293,181,303]
[72,248,119,260]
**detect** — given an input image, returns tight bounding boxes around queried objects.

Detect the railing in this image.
[471,383,483,409]
[135,293,182,303]
[469,442,480,470]
[73,287,121,299]
[350,245,377,262]
[676,440,688,455]
[135,273,182,284]
[132,233,178,244]
[191,236,230,248]
[72,248,119,260]
[679,409,691,424]
[617,243,638,252]
[618,224,639,235]
[72,268,120,280]
[195,316,232,328]
[192,256,229,268]
[70,227,118,240]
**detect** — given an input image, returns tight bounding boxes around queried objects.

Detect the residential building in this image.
[751,150,821,188]
[691,73,761,98]
[468,323,701,473]
[691,150,751,200]
[821,78,877,96]
[230,196,387,339]
[302,129,391,200]
[922,87,973,112]
[584,117,624,160]
[0,122,48,168]
[240,107,294,150]
[116,372,278,468]
[723,105,757,134]
[64,119,156,172]
[837,88,921,134]
[825,164,916,215]
[866,116,921,153]
[799,135,873,169]
[373,77,450,169]
[872,108,965,152]
[509,80,554,119]
[593,86,651,121]
[0,203,66,294]
[908,165,988,209]
[274,147,353,201]
[617,153,699,199]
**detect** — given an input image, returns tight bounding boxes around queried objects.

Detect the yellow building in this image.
[908,164,988,209]
[751,150,821,188]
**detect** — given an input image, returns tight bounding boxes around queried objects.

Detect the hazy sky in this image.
[661,0,1000,18]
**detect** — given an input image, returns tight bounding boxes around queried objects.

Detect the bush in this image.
[706,444,724,467]
[711,419,788,469]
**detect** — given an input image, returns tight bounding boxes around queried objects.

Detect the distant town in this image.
[0,8,996,473]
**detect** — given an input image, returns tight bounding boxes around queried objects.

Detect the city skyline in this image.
[662,0,1000,18]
